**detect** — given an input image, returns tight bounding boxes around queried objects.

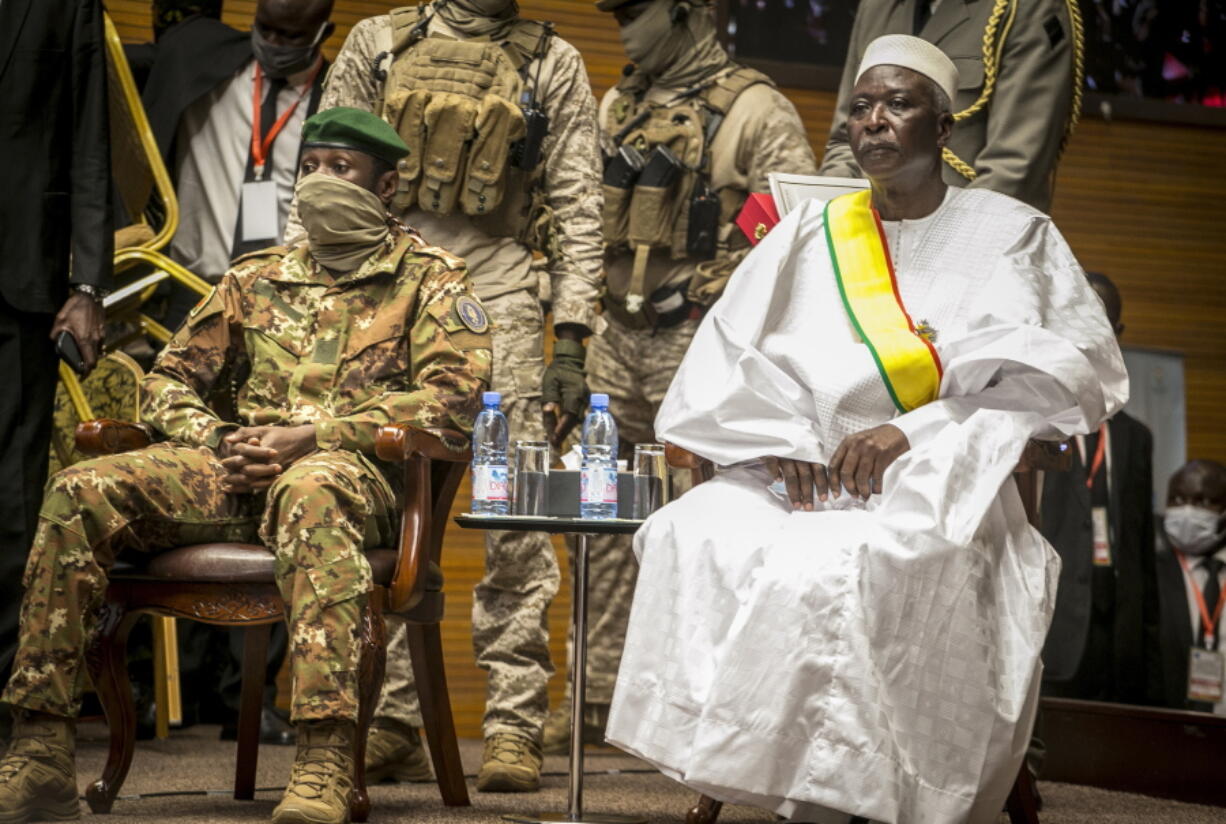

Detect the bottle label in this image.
[472,465,509,502]
[581,465,619,505]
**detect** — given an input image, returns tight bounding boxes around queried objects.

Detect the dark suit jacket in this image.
[124,17,326,175]
[1154,534,1223,711]
[0,0,112,313]
[1040,410,1160,704]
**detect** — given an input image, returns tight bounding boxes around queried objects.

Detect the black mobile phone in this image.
[55,330,86,376]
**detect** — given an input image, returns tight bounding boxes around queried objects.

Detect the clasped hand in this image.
[217,424,317,494]
[765,423,910,511]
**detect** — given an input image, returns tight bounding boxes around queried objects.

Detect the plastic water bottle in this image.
[471,391,510,515]
[580,393,619,520]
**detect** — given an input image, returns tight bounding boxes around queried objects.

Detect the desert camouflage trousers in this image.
[1,442,396,722]
[562,317,699,704]
[377,288,559,738]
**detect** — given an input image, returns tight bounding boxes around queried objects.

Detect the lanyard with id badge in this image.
[1078,425,1112,567]
[1176,550,1225,704]
[240,63,320,246]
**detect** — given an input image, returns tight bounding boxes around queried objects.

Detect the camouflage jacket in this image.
[141,226,492,456]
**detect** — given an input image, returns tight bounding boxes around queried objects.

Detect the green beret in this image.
[301,107,410,167]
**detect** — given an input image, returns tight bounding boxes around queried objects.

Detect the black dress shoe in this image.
[220,706,295,746]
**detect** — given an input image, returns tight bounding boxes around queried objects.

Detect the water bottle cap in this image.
[482,391,501,407]
[590,393,609,409]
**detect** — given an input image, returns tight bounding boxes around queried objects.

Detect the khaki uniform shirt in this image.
[600,74,817,308]
[295,10,604,332]
[820,0,1076,213]
[142,227,492,459]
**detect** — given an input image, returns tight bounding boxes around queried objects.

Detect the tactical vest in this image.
[601,64,773,319]
[377,7,556,255]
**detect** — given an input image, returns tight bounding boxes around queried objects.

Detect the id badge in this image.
[1188,647,1225,703]
[240,180,279,243]
[1091,506,1111,567]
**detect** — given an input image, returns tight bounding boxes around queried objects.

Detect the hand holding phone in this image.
[56,330,87,376]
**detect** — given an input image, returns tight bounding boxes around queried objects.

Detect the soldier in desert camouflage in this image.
[543,0,818,753]
[307,0,604,793]
[0,107,490,824]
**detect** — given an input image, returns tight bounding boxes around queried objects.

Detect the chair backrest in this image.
[103,12,180,257]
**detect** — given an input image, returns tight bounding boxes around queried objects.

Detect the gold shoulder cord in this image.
[942,0,1085,181]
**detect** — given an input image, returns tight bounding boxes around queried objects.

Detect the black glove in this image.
[541,338,588,446]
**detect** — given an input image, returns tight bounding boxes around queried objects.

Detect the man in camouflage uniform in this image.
[308,0,603,793]
[0,108,491,824]
[543,0,817,753]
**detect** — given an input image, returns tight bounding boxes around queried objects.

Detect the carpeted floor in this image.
[67,722,1221,823]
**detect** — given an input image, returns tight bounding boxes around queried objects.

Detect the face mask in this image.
[295,174,390,273]
[450,0,517,15]
[251,22,326,79]
[619,0,688,78]
[436,0,519,37]
[1164,505,1226,556]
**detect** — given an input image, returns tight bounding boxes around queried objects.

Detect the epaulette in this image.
[231,245,289,265]
[405,239,466,272]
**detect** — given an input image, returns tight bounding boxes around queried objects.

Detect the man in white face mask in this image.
[1155,459,1226,713]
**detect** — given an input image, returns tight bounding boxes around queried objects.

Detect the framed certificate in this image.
[768,173,869,217]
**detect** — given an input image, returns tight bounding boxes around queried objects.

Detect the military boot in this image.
[476,731,542,793]
[0,711,79,823]
[272,721,354,824]
[541,701,610,755]
[364,719,433,784]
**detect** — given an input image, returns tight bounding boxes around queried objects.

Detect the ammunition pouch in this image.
[602,183,632,245]
[380,7,554,248]
[601,64,774,310]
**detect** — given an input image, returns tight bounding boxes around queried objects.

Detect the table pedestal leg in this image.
[502,533,645,824]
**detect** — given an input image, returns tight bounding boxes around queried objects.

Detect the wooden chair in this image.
[75,420,473,821]
[664,440,1069,824]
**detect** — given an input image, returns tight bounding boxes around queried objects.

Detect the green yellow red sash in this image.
[823,189,942,413]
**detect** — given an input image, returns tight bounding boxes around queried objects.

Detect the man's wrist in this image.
[71,283,110,301]
[552,337,586,362]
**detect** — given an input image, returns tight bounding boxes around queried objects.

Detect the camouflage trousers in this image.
[562,316,699,704]
[1,442,395,723]
[377,288,559,738]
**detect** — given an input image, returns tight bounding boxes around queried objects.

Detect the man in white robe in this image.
[605,35,1128,824]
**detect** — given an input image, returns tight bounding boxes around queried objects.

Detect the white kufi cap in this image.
[856,34,959,104]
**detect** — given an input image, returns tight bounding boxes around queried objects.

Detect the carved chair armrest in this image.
[376,425,472,613]
[376,425,471,463]
[75,419,153,456]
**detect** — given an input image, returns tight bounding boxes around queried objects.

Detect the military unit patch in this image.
[456,295,489,333]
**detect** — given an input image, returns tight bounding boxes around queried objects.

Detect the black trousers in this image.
[0,298,59,686]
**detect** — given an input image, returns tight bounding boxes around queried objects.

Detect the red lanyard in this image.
[250,62,320,180]
[1084,423,1107,490]
[1176,550,1226,649]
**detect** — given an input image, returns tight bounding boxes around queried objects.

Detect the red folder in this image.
[735,193,781,246]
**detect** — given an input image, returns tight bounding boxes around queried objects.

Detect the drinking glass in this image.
[632,443,669,519]
[513,441,550,516]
